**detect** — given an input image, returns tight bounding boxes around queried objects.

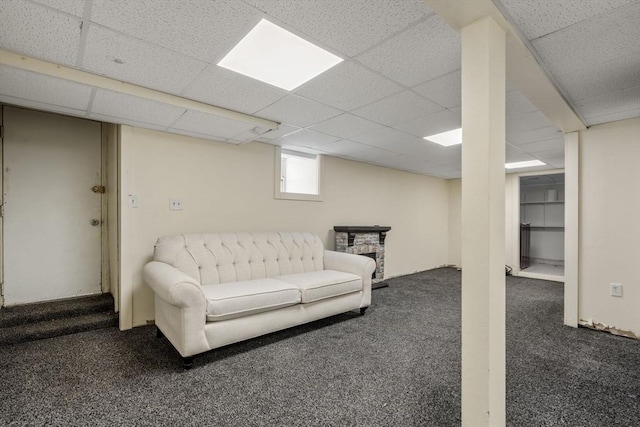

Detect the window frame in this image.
[274,147,323,202]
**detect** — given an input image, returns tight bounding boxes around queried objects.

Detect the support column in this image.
[564,132,580,327]
[461,16,506,427]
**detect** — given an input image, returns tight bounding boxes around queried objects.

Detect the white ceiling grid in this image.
[0,0,638,179]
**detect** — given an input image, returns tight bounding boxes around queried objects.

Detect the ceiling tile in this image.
[413,70,461,109]
[505,143,534,163]
[171,110,257,140]
[531,2,640,77]
[356,15,461,87]
[350,127,429,157]
[506,89,539,116]
[91,90,186,127]
[88,112,167,132]
[507,126,563,146]
[245,0,432,57]
[278,129,339,149]
[574,86,640,125]
[0,94,86,118]
[318,139,371,156]
[259,124,302,140]
[556,53,640,102]
[255,94,341,128]
[82,25,207,95]
[295,61,402,111]
[180,65,288,115]
[0,0,81,66]
[0,65,92,110]
[32,0,85,16]
[498,0,636,40]
[393,109,460,138]
[352,90,441,126]
[518,137,564,154]
[309,114,383,139]
[507,110,555,134]
[90,0,257,63]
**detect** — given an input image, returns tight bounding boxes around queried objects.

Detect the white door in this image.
[2,107,102,305]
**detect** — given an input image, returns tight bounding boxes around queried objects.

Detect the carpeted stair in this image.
[0,294,117,345]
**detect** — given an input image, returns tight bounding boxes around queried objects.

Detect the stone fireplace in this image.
[333,226,391,289]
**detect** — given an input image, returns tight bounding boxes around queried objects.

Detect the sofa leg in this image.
[182,356,194,370]
[156,327,164,339]
[359,307,368,315]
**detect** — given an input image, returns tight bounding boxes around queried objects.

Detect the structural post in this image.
[564,132,580,327]
[461,16,506,427]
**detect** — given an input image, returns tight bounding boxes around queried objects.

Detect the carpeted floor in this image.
[0,268,638,426]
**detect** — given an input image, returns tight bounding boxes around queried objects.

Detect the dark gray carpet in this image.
[0,294,117,345]
[0,268,638,426]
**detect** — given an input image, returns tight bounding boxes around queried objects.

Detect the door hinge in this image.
[0,125,4,139]
[0,204,4,218]
[91,185,106,194]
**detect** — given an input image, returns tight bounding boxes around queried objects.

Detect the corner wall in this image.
[118,126,451,328]
[578,118,639,337]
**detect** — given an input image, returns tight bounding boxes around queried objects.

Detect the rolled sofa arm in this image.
[143,261,204,308]
[323,250,376,282]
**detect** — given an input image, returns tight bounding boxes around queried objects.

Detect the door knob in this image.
[90,219,101,226]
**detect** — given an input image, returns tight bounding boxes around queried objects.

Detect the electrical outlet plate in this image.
[169,198,183,211]
[610,283,623,297]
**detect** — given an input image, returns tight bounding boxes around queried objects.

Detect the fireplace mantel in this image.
[333,226,391,288]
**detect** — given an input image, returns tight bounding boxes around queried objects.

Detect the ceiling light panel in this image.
[218,19,343,91]
[424,128,462,146]
[244,0,432,57]
[0,0,81,66]
[505,160,546,169]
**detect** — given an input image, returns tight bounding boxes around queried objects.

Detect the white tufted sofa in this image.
[143,232,376,368]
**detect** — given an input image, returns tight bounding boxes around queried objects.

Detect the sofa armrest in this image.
[143,261,204,308]
[323,250,376,282]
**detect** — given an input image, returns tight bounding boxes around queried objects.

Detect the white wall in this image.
[448,179,462,267]
[118,126,451,328]
[448,119,640,338]
[579,118,640,337]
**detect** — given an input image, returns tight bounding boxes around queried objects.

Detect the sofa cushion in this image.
[275,270,362,303]
[201,278,301,322]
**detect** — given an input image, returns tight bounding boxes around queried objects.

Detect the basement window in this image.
[275,147,323,201]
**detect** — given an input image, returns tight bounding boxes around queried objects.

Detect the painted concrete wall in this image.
[118,126,451,328]
[579,118,640,337]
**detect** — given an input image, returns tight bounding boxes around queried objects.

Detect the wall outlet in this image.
[610,283,623,297]
[169,198,183,211]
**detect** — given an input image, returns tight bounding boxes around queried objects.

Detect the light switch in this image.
[128,195,139,208]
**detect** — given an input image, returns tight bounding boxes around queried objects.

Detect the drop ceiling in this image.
[0,0,638,179]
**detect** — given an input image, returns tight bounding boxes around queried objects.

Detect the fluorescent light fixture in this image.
[505,160,546,169]
[423,128,462,146]
[218,19,343,91]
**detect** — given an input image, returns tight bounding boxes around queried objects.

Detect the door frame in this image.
[0,105,119,307]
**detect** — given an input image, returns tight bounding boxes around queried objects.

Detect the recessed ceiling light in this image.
[423,128,462,146]
[217,19,343,91]
[505,160,546,169]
